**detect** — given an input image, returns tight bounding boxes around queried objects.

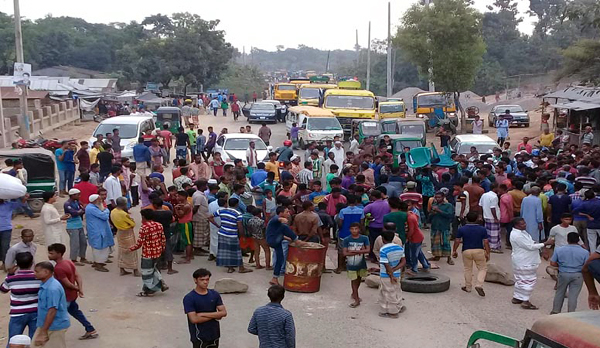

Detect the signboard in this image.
[13,62,31,86]
[146,82,159,92]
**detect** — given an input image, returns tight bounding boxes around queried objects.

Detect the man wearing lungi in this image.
[510,217,554,310]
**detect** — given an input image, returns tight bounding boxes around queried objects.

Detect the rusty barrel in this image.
[283,242,327,293]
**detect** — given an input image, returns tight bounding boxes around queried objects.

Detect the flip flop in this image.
[447,259,455,265]
[227,268,235,273]
[238,268,253,273]
[461,286,471,293]
[136,292,154,297]
[475,287,486,297]
[349,302,360,308]
[511,298,523,304]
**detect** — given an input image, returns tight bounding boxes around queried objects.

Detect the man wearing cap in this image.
[9,335,31,348]
[330,141,345,169]
[63,189,90,266]
[276,141,294,162]
[85,194,114,272]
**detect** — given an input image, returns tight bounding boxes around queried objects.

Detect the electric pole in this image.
[386,2,392,97]
[14,0,30,139]
[424,0,435,92]
[366,21,371,91]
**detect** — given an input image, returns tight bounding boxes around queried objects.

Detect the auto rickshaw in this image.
[396,119,427,146]
[351,120,381,143]
[377,134,425,167]
[467,311,600,348]
[0,148,57,212]
[380,119,398,134]
[155,106,182,134]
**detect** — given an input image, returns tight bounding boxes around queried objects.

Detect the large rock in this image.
[485,263,514,286]
[365,275,379,288]
[214,278,249,294]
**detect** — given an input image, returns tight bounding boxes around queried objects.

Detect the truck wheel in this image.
[29,199,44,213]
[401,273,450,293]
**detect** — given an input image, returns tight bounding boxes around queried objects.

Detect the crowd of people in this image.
[2,108,600,347]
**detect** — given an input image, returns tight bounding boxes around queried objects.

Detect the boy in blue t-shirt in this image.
[308,181,328,205]
[342,222,370,308]
[379,227,406,318]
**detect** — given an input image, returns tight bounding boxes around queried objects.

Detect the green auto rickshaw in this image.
[351,119,381,143]
[380,119,398,134]
[377,134,424,167]
[0,148,57,212]
[155,106,182,134]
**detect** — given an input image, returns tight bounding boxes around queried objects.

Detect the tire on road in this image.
[401,273,450,293]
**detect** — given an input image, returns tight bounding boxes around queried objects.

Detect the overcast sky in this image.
[2,0,534,51]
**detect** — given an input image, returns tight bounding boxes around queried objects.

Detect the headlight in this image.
[309,133,316,138]
[448,112,456,117]
[417,114,426,118]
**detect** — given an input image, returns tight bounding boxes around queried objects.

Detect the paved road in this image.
[0,110,589,348]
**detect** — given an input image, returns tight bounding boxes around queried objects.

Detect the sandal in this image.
[79,331,99,340]
[349,301,360,308]
[238,268,253,273]
[461,286,471,293]
[136,292,154,297]
[447,259,455,265]
[521,302,538,310]
[227,268,235,273]
[511,298,523,304]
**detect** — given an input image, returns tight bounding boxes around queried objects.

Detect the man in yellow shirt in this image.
[265,152,280,182]
[538,128,555,147]
[110,197,140,276]
[89,141,103,165]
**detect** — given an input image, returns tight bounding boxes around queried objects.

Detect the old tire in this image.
[28,199,44,213]
[401,273,450,293]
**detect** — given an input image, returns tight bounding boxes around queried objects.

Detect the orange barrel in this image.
[283,242,327,293]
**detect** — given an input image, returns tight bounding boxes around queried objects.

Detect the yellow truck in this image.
[273,83,298,105]
[323,88,377,137]
[412,92,458,128]
[378,100,406,119]
[298,83,338,106]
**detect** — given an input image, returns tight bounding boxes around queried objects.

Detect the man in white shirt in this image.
[246,141,258,172]
[330,141,345,169]
[102,166,123,208]
[479,183,501,252]
[349,134,360,155]
[510,217,554,310]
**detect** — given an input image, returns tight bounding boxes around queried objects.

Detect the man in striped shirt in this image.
[248,284,296,348]
[1,251,41,341]
[297,162,313,186]
[209,198,253,274]
[575,167,598,190]
[378,228,406,318]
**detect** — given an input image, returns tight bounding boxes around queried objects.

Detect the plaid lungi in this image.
[141,257,163,294]
[216,234,242,267]
[485,218,501,250]
[379,277,404,315]
[192,219,210,248]
[431,229,451,257]
[513,265,538,301]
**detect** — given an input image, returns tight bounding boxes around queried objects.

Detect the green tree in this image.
[215,63,266,99]
[395,0,486,128]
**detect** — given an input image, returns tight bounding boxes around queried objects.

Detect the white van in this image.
[286,106,343,149]
[89,115,156,159]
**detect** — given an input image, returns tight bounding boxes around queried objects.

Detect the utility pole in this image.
[366,21,371,91]
[242,46,246,65]
[325,50,331,73]
[386,2,392,97]
[354,29,360,67]
[14,0,30,139]
[424,0,435,92]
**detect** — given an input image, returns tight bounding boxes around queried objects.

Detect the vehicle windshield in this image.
[380,103,405,113]
[417,94,451,107]
[395,140,422,152]
[252,104,275,110]
[498,106,525,113]
[399,125,425,135]
[381,122,397,133]
[307,118,342,131]
[93,124,138,139]
[361,122,380,135]
[325,95,375,109]
[458,143,497,154]
[299,88,321,99]
[224,138,267,150]
[157,112,178,120]
[277,85,296,91]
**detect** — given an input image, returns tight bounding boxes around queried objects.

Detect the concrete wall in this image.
[0,100,80,147]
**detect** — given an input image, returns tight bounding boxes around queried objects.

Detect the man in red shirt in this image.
[516,137,533,154]
[158,124,173,166]
[130,209,167,297]
[47,243,98,340]
[404,202,430,275]
[73,173,98,206]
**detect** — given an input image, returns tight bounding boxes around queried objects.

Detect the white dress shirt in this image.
[103,175,122,206]
[510,228,544,267]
